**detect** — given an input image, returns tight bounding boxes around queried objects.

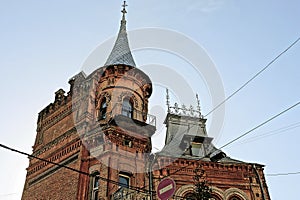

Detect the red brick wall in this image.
[22,159,80,200]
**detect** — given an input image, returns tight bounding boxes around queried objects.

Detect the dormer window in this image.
[99,98,107,120]
[121,98,133,118]
[191,142,202,156]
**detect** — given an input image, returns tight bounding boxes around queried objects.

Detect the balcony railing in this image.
[112,187,135,200]
[112,187,149,200]
[109,104,156,127]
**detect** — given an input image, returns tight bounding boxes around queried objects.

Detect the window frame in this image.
[118,173,130,188]
[91,172,100,200]
[121,98,133,118]
[98,98,107,120]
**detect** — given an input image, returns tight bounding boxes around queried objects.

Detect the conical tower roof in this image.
[104,2,136,67]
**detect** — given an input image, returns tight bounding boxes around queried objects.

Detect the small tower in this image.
[72,2,156,199]
[162,91,213,158]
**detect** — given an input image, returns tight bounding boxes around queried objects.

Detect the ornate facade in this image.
[22,3,270,200]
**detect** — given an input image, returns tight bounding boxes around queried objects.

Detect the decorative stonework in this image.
[28,140,81,177]
[118,91,139,108]
[169,103,203,118]
[224,188,249,200]
[174,185,250,200]
[174,184,195,197]
[96,92,111,108]
[33,127,77,157]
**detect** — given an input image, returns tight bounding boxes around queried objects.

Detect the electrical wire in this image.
[267,171,300,176]
[151,37,300,181]
[219,101,300,149]
[2,36,299,197]
[234,121,300,146]
[204,36,300,117]
[0,143,151,195]
[2,100,299,197]
[7,102,296,195]
[0,193,18,197]
[147,100,300,184]
[0,144,198,199]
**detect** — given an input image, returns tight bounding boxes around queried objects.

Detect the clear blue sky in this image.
[0,1,299,199]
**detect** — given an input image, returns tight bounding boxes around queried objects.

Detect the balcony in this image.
[109,104,156,127]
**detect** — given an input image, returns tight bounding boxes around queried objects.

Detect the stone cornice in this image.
[32,127,77,157]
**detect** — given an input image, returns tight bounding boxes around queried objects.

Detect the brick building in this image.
[22,3,270,200]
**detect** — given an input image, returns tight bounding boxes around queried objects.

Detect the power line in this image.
[147,36,300,182]
[235,121,300,146]
[0,143,151,195]
[219,101,300,149]
[149,100,300,183]
[152,36,300,181]
[204,36,300,117]
[0,193,18,197]
[267,171,300,176]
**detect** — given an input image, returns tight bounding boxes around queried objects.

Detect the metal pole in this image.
[253,164,266,200]
[148,154,157,200]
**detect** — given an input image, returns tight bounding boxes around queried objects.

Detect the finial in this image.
[196,94,202,117]
[166,88,170,113]
[121,1,128,20]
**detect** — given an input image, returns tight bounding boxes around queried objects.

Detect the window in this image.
[121,98,133,118]
[91,173,100,200]
[191,142,203,156]
[119,174,130,188]
[99,98,107,120]
[123,139,132,147]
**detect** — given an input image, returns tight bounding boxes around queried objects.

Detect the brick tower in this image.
[22,2,271,200]
[73,3,157,198]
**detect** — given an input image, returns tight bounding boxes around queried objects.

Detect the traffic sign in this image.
[156,178,176,200]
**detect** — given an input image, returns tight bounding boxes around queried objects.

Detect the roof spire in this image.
[104,1,136,67]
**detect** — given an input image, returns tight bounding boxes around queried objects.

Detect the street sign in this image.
[156,178,176,200]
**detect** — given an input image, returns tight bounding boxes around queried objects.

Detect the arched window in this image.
[121,98,133,118]
[99,98,107,120]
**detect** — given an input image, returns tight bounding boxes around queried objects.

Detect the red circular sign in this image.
[157,178,176,200]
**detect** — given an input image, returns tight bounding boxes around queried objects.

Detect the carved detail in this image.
[118,91,138,108]
[169,102,203,118]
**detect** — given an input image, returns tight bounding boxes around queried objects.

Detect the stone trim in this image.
[33,127,77,157]
[224,188,249,200]
[28,153,79,187]
[28,139,81,176]
[41,104,73,131]
[174,184,194,197]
